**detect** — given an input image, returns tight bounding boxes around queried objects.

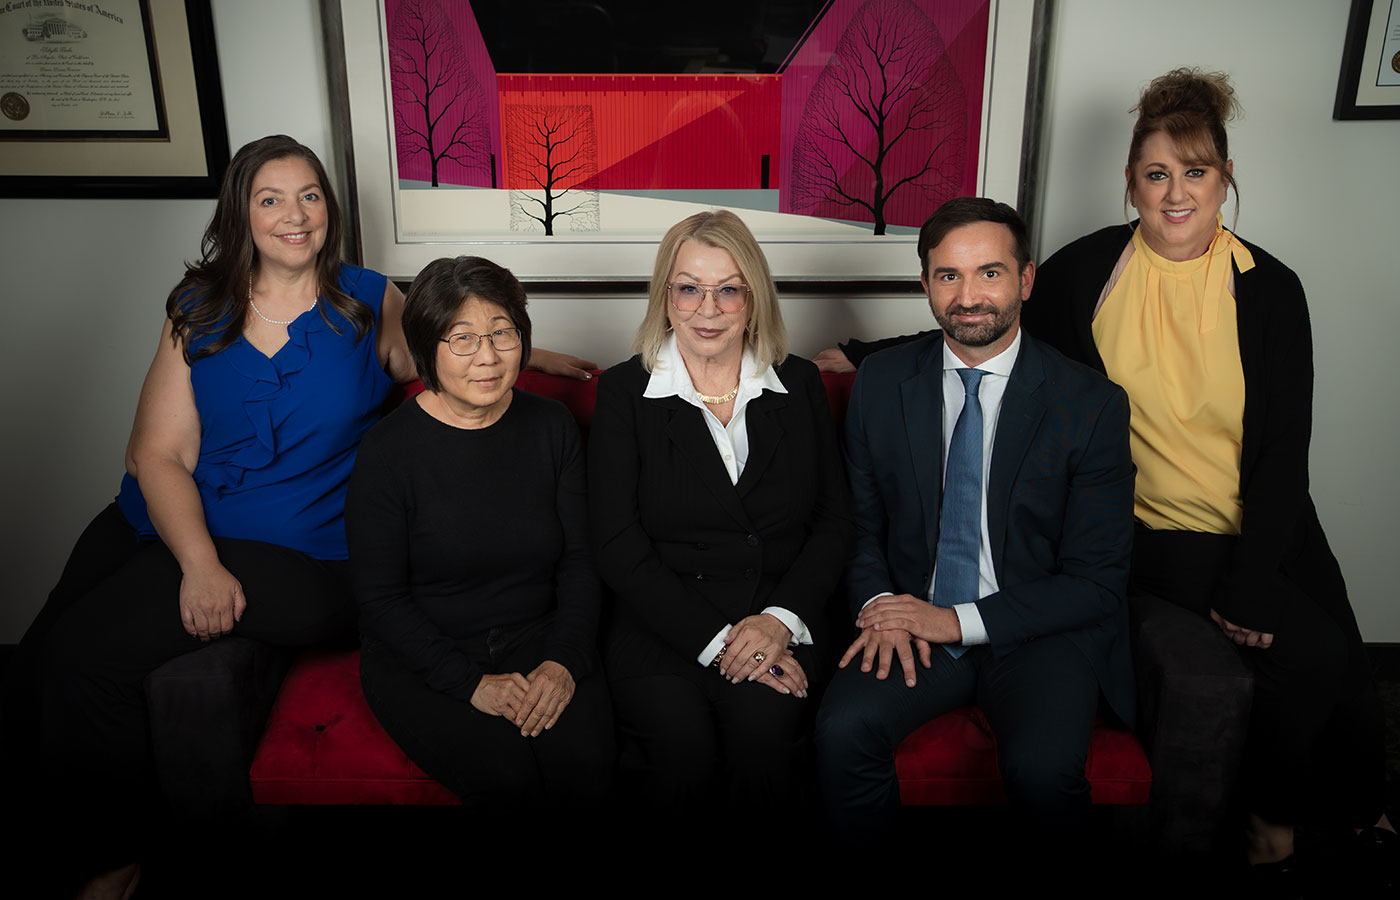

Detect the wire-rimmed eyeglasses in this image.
[666,281,750,314]
[439,327,523,356]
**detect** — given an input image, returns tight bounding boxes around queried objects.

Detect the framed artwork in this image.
[1334,0,1400,120]
[0,0,229,198]
[327,0,1047,282]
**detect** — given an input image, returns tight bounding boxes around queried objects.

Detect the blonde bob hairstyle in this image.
[633,210,788,373]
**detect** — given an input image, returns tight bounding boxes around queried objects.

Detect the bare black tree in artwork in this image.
[507,105,600,235]
[791,0,965,235]
[390,0,489,187]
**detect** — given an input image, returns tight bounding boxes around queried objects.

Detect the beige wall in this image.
[1,0,1395,641]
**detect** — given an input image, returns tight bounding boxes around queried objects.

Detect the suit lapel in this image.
[659,396,754,531]
[900,339,945,564]
[735,389,787,499]
[987,337,1046,580]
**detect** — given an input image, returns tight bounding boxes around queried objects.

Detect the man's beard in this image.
[932,296,1020,347]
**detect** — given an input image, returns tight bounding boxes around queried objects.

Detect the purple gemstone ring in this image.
[769,664,784,677]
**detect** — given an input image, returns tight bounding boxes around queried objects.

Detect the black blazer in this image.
[844,331,1137,723]
[589,354,854,676]
[1023,224,1347,634]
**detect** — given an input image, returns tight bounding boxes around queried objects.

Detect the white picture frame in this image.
[327,0,1046,282]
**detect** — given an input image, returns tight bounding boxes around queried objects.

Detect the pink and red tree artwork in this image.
[786,0,977,234]
[389,0,492,187]
[384,0,988,236]
[505,105,600,235]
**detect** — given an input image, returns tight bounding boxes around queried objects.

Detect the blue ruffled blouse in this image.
[117,264,393,560]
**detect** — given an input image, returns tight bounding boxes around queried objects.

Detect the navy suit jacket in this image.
[844,329,1136,723]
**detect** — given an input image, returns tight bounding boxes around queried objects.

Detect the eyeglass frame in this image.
[665,281,751,314]
[439,327,524,357]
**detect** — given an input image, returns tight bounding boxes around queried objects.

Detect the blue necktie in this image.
[930,368,986,659]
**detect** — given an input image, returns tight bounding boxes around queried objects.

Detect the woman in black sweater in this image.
[345,256,611,812]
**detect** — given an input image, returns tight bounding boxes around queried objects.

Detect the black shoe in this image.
[1245,854,1305,900]
[1349,827,1399,891]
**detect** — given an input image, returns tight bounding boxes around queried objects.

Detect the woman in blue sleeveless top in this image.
[8,135,408,895]
[3,135,598,896]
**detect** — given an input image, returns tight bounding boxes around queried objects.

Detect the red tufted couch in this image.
[230,370,1151,811]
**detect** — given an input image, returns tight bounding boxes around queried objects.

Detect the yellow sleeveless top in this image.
[1092,220,1255,534]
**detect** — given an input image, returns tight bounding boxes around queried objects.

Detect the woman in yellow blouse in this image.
[817,65,1392,877]
[1022,69,1391,876]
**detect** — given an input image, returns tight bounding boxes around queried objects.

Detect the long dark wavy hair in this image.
[166,135,373,361]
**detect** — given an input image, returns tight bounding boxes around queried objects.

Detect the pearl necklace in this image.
[247,272,315,326]
[695,384,740,405]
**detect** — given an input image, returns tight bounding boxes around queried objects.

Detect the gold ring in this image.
[752,650,766,663]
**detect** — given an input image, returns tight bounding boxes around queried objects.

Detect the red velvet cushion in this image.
[516,370,600,436]
[249,650,459,805]
[819,370,854,425]
[894,707,1151,806]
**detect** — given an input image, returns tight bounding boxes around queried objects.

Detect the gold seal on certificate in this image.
[1392,50,1400,76]
[1,92,29,122]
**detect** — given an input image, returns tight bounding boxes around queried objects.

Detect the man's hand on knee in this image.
[837,624,932,687]
[857,593,963,645]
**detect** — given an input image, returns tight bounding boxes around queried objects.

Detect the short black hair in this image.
[917,197,1031,278]
[402,256,532,393]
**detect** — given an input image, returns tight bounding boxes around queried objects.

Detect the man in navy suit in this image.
[815,198,1136,842]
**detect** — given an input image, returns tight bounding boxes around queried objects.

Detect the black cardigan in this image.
[1022,224,1347,634]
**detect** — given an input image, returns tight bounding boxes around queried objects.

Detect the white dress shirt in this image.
[865,330,1023,648]
[934,330,1022,645]
[643,335,809,666]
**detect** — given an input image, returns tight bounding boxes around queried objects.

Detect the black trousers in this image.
[607,636,815,817]
[1130,527,1385,827]
[814,633,1101,843]
[4,502,356,871]
[359,617,614,811]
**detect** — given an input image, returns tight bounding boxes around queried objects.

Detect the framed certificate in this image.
[0,0,230,197]
[1335,0,1400,120]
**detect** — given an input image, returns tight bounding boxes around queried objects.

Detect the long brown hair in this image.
[166,135,373,361]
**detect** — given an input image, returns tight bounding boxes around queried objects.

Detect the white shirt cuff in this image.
[861,591,895,611]
[760,607,811,646]
[953,603,988,645]
[697,626,730,667]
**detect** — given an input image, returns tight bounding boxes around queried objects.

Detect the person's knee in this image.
[545,726,615,789]
[998,740,1090,824]
[814,693,873,763]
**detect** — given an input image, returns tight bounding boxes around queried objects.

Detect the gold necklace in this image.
[696,384,740,405]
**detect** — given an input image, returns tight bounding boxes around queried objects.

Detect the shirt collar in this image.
[644,333,787,404]
[941,328,1022,378]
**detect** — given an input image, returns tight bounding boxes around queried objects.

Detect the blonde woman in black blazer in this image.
[590,210,854,818]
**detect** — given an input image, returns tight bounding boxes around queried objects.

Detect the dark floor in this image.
[1377,644,1400,816]
[4,644,1398,896]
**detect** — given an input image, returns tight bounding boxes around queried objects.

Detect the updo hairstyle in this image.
[1126,68,1243,217]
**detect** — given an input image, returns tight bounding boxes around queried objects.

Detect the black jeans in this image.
[7,503,356,872]
[1130,526,1384,826]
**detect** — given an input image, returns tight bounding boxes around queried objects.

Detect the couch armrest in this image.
[144,637,292,823]
[1130,592,1253,858]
